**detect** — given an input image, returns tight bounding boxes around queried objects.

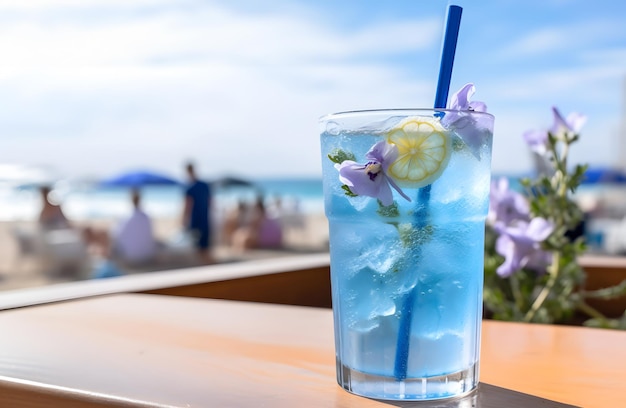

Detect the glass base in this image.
[336,359,479,401]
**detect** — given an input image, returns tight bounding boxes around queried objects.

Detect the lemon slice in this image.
[385,117,451,188]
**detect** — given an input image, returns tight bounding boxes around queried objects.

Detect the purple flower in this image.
[523,107,587,155]
[550,106,587,135]
[522,129,549,155]
[442,83,490,159]
[495,217,554,278]
[335,141,410,206]
[488,177,530,227]
[448,83,488,113]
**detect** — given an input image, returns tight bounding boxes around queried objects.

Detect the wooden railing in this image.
[579,254,626,317]
[0,254,331,311]
[2,253,625,319]
[141,263,332,308]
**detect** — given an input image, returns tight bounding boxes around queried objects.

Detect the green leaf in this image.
[328,149,356,164]
[341,184,358,197]
[583,314,626,330]
[582,279,626,300]
[377,201,400,218]
[452,136,466,151]
[397,223,433,247]
[480,115,626,327]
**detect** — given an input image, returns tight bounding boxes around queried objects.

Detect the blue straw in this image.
[434,5,463,109]
[393,5,463,381]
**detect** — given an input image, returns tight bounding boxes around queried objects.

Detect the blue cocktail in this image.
[320,108,494,400]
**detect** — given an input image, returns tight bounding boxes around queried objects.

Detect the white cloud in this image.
[489,65,625,103]
[0,2,439,69]
[0,1,442,179]
[504,28,568,57]
[499,19,622,58]
[2,0,624,182]
[0,0,175,11]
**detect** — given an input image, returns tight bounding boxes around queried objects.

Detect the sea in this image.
[0,178,325,222]
[0,173,613,224]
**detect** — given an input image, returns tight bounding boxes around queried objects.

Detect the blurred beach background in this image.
[2,171,626,291]
[0,176,331,290]
[2,0,626,291]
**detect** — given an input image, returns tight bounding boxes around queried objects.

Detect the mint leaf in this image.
[398,223,434,247]
[452,135,466,151]
[377,201,400,218]
[341,184,358,197]
[328,149,356,164]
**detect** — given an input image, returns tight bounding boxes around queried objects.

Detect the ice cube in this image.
[351,315,380,332]
[344,313,400,372]
[362,241,403,275]
[369,297,396,319]
[350,195,372,212]
[355,115,405,135]
[407,332,472,377]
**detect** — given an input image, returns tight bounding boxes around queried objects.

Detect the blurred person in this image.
[38,185,70,230]
[35,185,92,278]
[266,195,283,219]
[110,189,157,265]
[232,196,282,251]
[221,199,248,246]
[182,162,213,263]
[38,185,108,253]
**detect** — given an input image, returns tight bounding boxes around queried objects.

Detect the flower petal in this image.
[522,129,548,155]
[488,177,531,226]
[525,248,552,274]
[550,106,568,135]
[336,161,360,187]
[367,141,398,172]
[495,235,520,277]
[469,101,487,113]
[376,179,394,206]
[365,141,387,162]
[337,160,395,205]
[442,83,490,160]
[566,112,587,133]
[449,115,485,159]
[386,175,411,202]
[525,217,554,241]
[449,83,475,110]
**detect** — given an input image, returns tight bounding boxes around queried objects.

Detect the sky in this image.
[0,0,625,182]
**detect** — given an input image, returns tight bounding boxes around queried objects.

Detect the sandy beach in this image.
[0,212,329,293]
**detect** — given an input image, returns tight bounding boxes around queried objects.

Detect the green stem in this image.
[524,252,560,322]
[523,136,575,323]
[553,142,569,220]
[509,273,524,311]
[577,301,608,321]
[580,279,626,300]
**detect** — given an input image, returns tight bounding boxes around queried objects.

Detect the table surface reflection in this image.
[0,293,624,407]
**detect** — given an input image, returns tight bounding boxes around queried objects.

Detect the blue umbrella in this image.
[99,170,181,188]
[582,167,626,185]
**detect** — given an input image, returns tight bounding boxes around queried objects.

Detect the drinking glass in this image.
[319,109,494,400]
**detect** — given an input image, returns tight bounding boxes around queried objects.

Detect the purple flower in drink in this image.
[495,217,554,278]
[335,141,410,206]
[442,83,490,159]
[488,177,530,227]
[523,107,587,155]
[448,83,488,113]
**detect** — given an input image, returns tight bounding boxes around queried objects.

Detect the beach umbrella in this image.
[99,170,181,188]
[213,176,255,189]
[581,167,626,185]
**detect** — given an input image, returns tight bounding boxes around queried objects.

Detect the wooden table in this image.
[0,294,624,407]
